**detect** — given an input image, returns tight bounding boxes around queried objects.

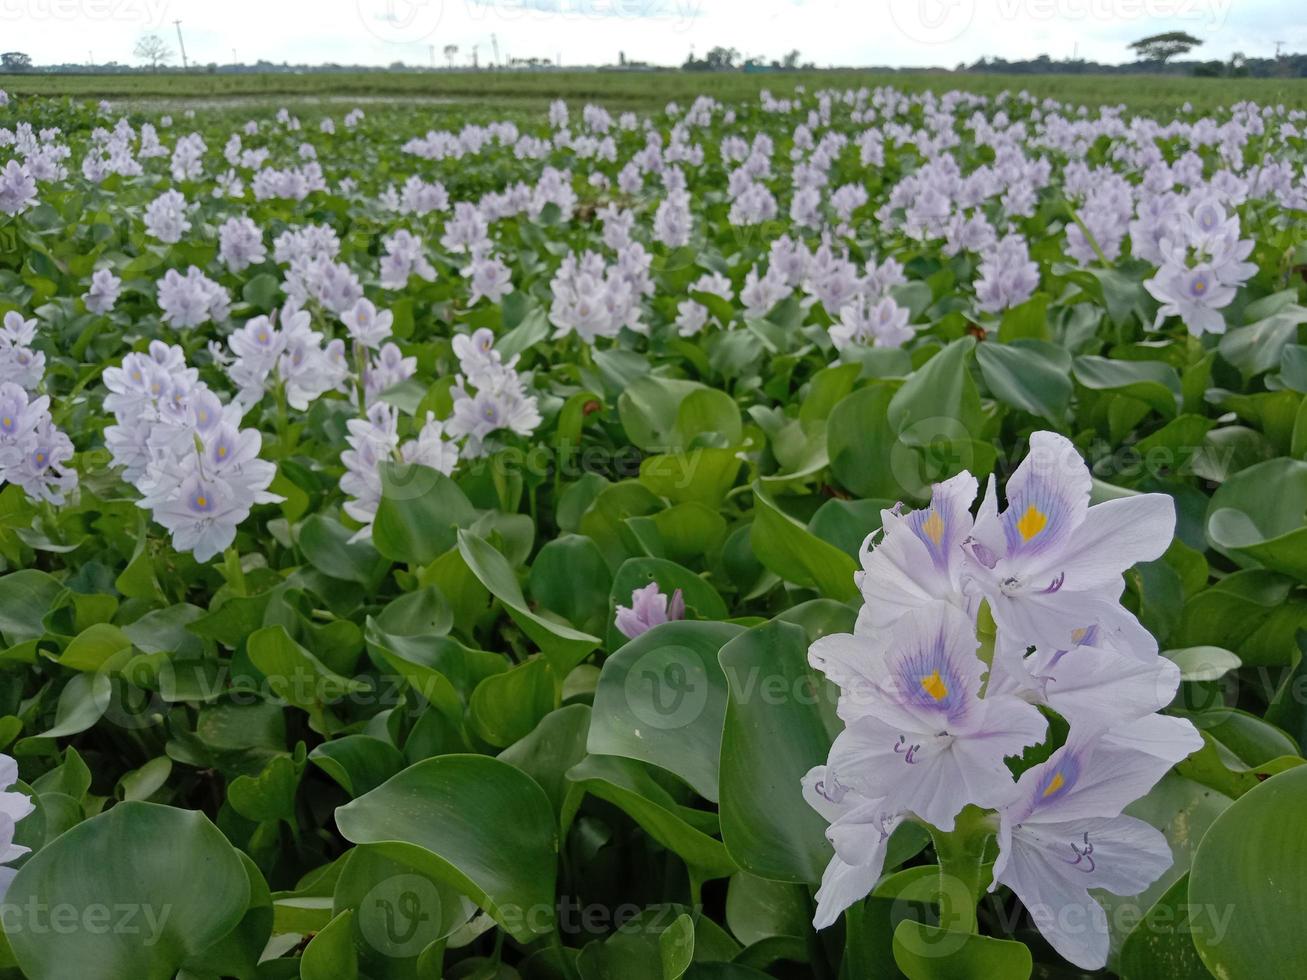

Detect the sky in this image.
[1,0,1303,69]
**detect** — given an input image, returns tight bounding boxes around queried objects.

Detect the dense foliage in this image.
[0,82,1306,979]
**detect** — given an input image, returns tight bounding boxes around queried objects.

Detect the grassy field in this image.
[3,69,1307,115]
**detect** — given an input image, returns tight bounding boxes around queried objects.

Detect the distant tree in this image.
[443,44,458,69]
[133,33,172,70]
[782,49,801,69]
[704,46,739,70]
[1,52,32,71]
[1128,31,1202,63]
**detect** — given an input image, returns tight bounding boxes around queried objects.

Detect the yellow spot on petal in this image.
[920,671,948,702]
[217,445,227,458]
[1070,627,1088,645]
[1016,504,1048,542]
[1043,772,1066,797]
[1,417,10,428]
[921,509,945,546]
[196,496,208,508]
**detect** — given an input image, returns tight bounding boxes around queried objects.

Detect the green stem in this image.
[1064,200,1111,268]
[929,807,995,935]
[221,547,247,597]
[838,900,874,979]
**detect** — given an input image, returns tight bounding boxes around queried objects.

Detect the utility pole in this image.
[472,44,479,69]
[491,33,500,68]
[174,19,189,70]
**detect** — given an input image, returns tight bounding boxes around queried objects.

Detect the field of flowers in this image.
[0,79,1306,979]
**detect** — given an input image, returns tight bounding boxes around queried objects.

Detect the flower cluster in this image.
[340,402,459,540]
[225,304,349,411]
[804,431,1200,969]
[1144,196,1257,337]
[445,327,541,458]
[0,312,77,504]
[103,341,279,561]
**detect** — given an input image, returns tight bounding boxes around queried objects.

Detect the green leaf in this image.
[228,752,303,824]
[718,620,835,883]
[458,529,600,674]
[299,514,390,585]
[0,570,60,644]
[619,376,742,452]
[247,624,369,711]
[57,623,133,672]
[566,755,737,879]
[469,657,557,748]
[1220,303,1307,378]
[640,448,743,509]
[590,621,743,801]
[974,340,1072,424]
[498,704,591,825]
[1073,355,1181,418]
[6,802,250,980]
[372,462,477,565]
[888,337,978,436]
[1188,766,1307,979]
[1164,646,1241,682]
[891,921,1032,979]
[335,755,558,942]
[1207,457,1307,581]
[529,534,612,634]
[331,844,475,968]
[310,735,406,798]
[1118,873,1213,980]
[749,487,858,602]
[300,909,359,980]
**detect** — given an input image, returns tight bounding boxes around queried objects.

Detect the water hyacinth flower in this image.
[143,188,191,243]
[0,312,45,391]
[614,582,685,640]
[815,601,1046,830]
[83,268,123,315]
[991,721,1201,968]
[340,298,394,351]
[962,431,1175,655]
[157,266,230,329]
[1143,262,1235,337]
[805,430,1197,968]
[0,159,37,216]
[0,755,33,896]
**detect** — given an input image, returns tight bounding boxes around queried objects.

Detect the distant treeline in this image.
[967,54,1307,78]
[3,54,1306,79]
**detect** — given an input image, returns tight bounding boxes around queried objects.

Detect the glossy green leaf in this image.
[335,755,558,942]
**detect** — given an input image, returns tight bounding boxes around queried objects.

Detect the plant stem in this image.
[929,807,996,935]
